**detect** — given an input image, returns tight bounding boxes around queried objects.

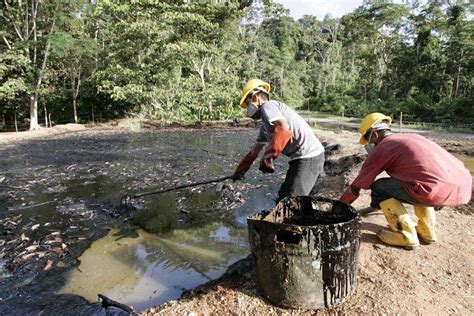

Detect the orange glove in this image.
[339,186,359,204]
[233,150,259,180]
[263,125,292,160]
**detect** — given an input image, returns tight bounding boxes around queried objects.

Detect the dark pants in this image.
[277,153,325,202]
[371,178,426,209]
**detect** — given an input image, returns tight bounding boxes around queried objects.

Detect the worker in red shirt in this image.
[340,113,472,249]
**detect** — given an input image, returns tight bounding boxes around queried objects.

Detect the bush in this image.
[436,97,474,124]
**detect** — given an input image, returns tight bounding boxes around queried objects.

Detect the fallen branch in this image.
[358,207,379,216]
[98,294,135,314]
[9,200,56,211]
[0,183,26,190]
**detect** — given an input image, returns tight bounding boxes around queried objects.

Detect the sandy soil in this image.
[0,124,89,145]
[1,122,472,315]
[144,128,474,315]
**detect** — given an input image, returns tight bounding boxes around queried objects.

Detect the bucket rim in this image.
[247,214,360,228]
[246,196,360,227]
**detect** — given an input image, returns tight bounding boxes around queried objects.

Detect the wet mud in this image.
[0,126,282,314]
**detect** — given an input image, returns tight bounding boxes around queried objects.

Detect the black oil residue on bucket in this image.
[247,196,361,309]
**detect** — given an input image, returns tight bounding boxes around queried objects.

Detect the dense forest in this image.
[1,0,472,131]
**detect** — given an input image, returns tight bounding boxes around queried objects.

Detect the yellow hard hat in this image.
[359,112,392,145]
[239,79,270,108]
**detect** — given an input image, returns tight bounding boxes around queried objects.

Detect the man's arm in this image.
[260,119,292,173]
[340,144,392,204]
[233,143,265,179]
[339,185,361,204]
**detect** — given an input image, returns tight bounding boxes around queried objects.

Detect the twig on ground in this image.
[358,207,379,216]
[98,293,135,314]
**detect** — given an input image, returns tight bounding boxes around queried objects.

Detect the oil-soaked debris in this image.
[452,203,474,215]
[98,293,135,314]
[324,154,365,177]
[1,127,281,314]
[114,201,138,214]
[216,182,245,207]
[324,143,342,157]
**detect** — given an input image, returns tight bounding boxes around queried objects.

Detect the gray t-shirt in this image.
[256,100,324,160]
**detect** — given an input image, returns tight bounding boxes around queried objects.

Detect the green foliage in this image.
[0,51,29,101]
[0,0,472,129]
[91,0,245,122]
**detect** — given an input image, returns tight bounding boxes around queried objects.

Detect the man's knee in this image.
[370,179,391,209]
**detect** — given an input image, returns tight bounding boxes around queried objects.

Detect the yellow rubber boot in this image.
[377,198,419,249]
[414,205,437,243]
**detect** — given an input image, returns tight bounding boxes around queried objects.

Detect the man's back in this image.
[258,100,324,160]
[355,133,472,206]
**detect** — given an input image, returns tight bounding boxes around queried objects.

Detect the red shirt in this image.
[352,133,472,206]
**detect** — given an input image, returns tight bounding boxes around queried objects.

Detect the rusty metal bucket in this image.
[247,196,361,309]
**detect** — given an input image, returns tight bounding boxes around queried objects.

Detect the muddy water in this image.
[0,128,281,313]
[58,226,246,311]
[454,154,474,175]
[56,186,256,312]
[0,260,10,278]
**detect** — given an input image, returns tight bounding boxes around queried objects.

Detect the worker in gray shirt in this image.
[233,79,325,202]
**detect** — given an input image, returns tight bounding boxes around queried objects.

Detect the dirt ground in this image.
[1,121,473,315]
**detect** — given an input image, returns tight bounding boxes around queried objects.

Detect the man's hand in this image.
[339,186,359,204]
[233,143,264,180]
[231,173,245,181]
[259,157,275,173]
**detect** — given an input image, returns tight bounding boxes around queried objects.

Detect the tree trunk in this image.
[454,64,462,98]
[71,68,81,124]
[29,94,39,130]
[44,105,48,128]
[192,57,210,119]
[73,97,78,123]
[28,0,59,130]
[14,109,19,133]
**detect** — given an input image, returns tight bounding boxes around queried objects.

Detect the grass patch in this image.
[297,110,474,134]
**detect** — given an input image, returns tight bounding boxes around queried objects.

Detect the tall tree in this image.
[50,1,96,123]
[445,2,473,99]
[1,0,63,130]
[341,2,409,102]
[94,0,245,121]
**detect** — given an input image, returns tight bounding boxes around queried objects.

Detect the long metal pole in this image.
[121,175,234,204]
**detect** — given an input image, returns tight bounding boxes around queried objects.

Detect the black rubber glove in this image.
[231,173,245,181]
[259,157,275,173]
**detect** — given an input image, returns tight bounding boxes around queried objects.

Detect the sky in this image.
[276,0,367,20]
[277,0,473,21]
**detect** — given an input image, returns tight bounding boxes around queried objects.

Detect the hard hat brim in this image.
[239,82,270,108]
[358,113,392,145]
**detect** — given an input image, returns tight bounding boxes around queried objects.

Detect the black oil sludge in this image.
[247,196,361,309]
